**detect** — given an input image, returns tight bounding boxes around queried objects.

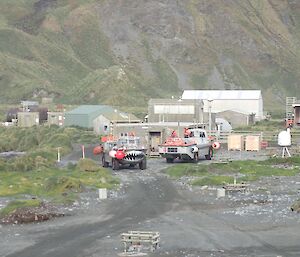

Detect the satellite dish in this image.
[278,129,291,147]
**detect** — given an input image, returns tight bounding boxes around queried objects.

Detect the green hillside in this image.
[1,0,300,111]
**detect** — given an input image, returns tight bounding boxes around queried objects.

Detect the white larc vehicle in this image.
[158,128,216,163]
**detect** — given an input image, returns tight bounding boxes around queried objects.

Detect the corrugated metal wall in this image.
[64,113,89,128]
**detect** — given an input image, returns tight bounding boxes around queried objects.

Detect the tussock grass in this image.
[0,127,119,206]
[0,125,98,153]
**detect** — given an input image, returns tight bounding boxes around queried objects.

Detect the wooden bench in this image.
[223,183,249,193]
[121,231,160,253]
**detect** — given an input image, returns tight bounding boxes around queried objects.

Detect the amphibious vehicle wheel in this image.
[139,158,147,170]
[205,147,213,160]
[193,153,199,163]
[166,158,174,163]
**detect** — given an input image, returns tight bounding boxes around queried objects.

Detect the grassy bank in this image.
[0,126,119,217]
[0,125,101,172]
[0,164,119,198]
[164,157,300,186]
[0,159,119,216]
[0,199,42,217]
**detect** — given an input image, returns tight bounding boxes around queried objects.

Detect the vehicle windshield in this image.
[118,137,140,147]
[118,139,128,145]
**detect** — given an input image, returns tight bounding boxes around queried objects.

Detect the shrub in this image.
[45,176,82,194]
[45,134,72,148]
[11,156,36,172]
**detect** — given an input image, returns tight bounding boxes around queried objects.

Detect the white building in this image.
[182,90,264,121]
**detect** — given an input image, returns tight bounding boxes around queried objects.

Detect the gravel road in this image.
[1,151,300,257]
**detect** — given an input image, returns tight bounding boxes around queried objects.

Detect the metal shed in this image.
[64,105,140,133]
[216,110,255,128]
[182,90,264,121]
[64,105,110,128]
[93,109,140,135]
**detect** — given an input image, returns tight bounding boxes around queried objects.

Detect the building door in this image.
[149,132,161,154]
[295,106,300,125]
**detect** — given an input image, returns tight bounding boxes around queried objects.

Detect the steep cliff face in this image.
[0,0,300,110]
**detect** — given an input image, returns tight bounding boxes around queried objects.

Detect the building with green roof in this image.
[64,105,140,134]
[64,105,106,128]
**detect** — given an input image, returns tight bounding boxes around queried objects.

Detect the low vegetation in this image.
[0,157,118,199]
[235,120,284,132]
[0,126,119,219]
[0,125,99,153]
[0,162,119,197]
[165,163,209,178]
[0,199,42,217]
[0,162,119,216]
[164,157,300,186]
[192,176,233,186]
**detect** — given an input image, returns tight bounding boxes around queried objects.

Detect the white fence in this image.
[212,130,300,144]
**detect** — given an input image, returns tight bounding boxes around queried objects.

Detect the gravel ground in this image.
[1,150,300,257]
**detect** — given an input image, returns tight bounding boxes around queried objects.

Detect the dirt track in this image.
[1,154,300,257]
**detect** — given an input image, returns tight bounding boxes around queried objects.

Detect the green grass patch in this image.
[0,125,119,205]
[0,199,42,217]
[261,157,300,166]
[212,159,300,177]
[235,120,284,131]
[164,163,209,178]
[191,175,233,186]
[191,174,258,186]
[165,158,300,186]
[0,165,119,199]
[77,158,100,172]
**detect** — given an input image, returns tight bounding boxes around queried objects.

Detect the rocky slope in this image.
[1,0,300,110]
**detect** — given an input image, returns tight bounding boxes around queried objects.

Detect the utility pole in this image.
[208,98,213,137]
[57,147,61,162]
[81,145,85,159]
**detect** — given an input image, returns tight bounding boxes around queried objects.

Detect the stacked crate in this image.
[227,135,244,151]
[245,135,261,151]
